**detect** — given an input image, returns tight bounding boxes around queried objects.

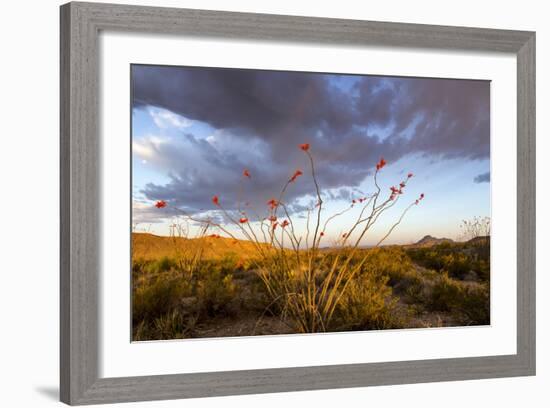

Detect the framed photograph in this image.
[60,1,535,405]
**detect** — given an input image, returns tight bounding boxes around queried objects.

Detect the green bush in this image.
[428,272,489,325]
[364,247,414,283]
[132,276,192,325]
[331,263,400,331]
[407,243,489,282]
[132,257,247,340]
[196,269,238,317]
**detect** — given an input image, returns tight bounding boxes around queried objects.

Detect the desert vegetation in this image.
[132,144,490,341]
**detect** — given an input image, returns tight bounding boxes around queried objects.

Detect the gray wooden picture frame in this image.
[60,1,536,405]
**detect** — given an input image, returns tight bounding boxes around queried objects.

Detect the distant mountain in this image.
[412,235,454,247]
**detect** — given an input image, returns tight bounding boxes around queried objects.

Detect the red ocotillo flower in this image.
[342,232,348,238]
[420,193,425,199]
[407,172,414,178]
[290,169,303,182]
[267,198,278,209]
[239,217,248,224]
[281,220,290,228]
[376,157,387,171]
[399,182,406,188]
[299,143,310,151]
[243,169,251,178]
[212,195,220,206]
[268,215,277,222]
[154,200,167,209]
[272,222,278,231]
[320,232,325,237]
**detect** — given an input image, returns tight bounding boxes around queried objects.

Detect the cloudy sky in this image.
[131,64,490,245]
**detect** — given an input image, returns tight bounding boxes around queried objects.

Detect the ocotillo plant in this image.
[153,143,424,333]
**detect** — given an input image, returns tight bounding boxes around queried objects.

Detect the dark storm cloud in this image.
[132,65,490,215]
[133,66,355,139]
[134,130,326,216]
[474,172,490,183]
[387,78,491,160]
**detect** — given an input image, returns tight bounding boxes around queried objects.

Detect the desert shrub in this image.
[132,276,192,325]
[189,255,238,276]
[331,265,400,331]
[407,243,489,281]
[361,247,435,304]
[471,259,490,281]
[459,284,490,324]
[132,255,246,340]
[363,247,415,283]
[133,319,151,341]
[196,269,238,317]
[400,273,432,304]
[155,256,178,273]
[151,309,188,339]
[428,272,489,325]
[133,309,200,341]
[442,253,469,278]
[132,257,169,285]
[368,248,421,302]
[428,273,461,311]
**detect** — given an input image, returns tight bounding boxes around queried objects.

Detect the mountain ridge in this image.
[410,234,454,247]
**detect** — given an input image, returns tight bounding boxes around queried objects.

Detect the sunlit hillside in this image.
[132,232,264,261]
